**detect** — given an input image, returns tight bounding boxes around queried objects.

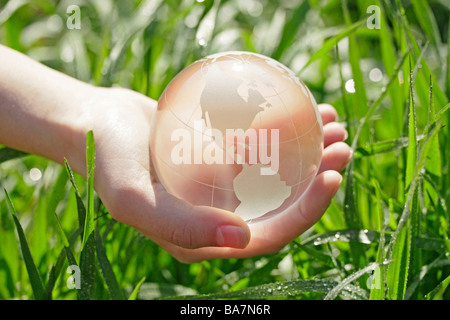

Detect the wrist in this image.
[0,45,98,175]
[59,85,100,177]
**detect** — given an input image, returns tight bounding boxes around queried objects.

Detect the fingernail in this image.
[216,225,248,248]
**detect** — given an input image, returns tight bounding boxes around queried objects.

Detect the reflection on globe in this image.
[150,51,323,222]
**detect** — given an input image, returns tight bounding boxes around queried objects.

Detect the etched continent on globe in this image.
[200,63,266,135]
[151,51,323,222]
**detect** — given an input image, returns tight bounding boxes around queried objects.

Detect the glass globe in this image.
[150,51,323,222]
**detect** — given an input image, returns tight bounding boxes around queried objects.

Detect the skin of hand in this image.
[0,45,352,263]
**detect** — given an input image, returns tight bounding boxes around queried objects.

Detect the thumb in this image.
[171,204,251,249]
[108,182,251,250]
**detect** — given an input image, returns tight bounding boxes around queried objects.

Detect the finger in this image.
[323,122,348,148]
[110,177,251,250]
[293,170,342,228]
[318,141,353,174]
[318,104,338,125]
[156,170,343,263]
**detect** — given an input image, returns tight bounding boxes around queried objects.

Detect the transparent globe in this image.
[151,51,323,222]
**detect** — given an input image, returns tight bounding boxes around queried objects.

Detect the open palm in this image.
[86,87,352,263]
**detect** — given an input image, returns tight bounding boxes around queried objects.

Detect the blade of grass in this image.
[354,135,425,159]
[415,236,449,253]
[0,0,29,25]
[4,189,46,300]
[386,209,411,300]
[401,10,448,109]
[45,226,84,299]
[292,242,335,268]
[336,45,351,135]
[222,252,289,291]
[406,253,450,299]
[195,0,219,51]
[271,0,309,60]
[375,0,404,137]
[136,282,198,300]
[434,103,450,123]
[339,27,407,276]
[35,167,69,277]
[299,17,367,74]
[79,233,95,300]
[302,229,379,246]
[165,279,338,300]
[79,130,97,300]
[52,212,91,300]
[95,225,125,300]
[64,158,86,230]
[369,179,386,300]
[342,0,368,121]
[387,106,444,299]
[46,166,68,220]
[410,0,442,60]
[387,56,419,300]
[447,19,450,99]
[93,6,112,86]
[405,56,418,190]
[0,147,28,163]
[128,276,146,300]
[324,261,392,300]
[101,0,163,86]
[342,157,367,270]
[349,50,409,152]
[425,275,450,300]
[83,130,96,249]
[353,172,403,213]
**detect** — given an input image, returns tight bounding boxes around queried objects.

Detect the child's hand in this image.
[80,88,351,262]
[0,45,351,263]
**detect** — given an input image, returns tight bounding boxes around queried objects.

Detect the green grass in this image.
[0,0,449,300]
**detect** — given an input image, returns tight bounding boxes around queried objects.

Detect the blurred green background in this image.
[0,0,449,300]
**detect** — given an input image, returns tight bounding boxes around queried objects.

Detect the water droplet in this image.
[345,79,356,93]
[369,68,383,82]
[29,168,42,181]
[198,38,207,47]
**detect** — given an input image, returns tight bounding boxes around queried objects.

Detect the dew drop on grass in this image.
[369,68,383,82]
[29,168,42,181]
[345,79,356,93]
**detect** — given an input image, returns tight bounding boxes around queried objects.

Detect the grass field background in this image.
[0,0,449,300]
